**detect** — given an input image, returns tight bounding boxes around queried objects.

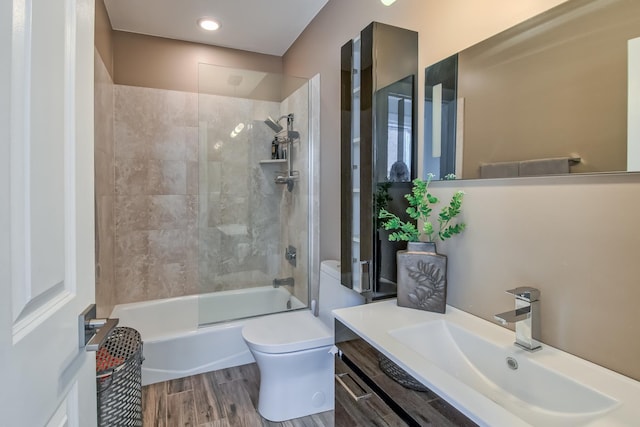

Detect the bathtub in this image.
[110,286,306,385]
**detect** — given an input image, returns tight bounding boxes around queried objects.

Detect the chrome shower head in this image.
[264,116,284,133]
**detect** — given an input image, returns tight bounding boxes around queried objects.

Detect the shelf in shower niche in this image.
[216,224,248,237]
[259,159,286,164]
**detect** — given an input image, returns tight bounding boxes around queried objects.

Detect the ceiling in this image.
[103,0,329,57]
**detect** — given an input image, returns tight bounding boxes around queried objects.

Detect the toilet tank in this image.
[318,260,365,327]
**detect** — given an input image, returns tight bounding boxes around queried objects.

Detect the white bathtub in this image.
[110,286,306,385]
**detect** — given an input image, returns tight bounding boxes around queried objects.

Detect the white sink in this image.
[333,300,640,427]
[389,320,617,426]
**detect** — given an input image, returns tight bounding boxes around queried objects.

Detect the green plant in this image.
[374,181,392,222]
[378,174,466,242]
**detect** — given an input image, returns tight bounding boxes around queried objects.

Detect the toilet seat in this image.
[242,310,332,354]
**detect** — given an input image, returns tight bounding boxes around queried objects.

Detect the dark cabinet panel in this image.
[340,23,418,301]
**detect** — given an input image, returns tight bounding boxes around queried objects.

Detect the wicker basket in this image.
[378,352,429,392]
[96,327,144,427]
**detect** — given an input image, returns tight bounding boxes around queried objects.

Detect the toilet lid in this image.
[242,310,333,354]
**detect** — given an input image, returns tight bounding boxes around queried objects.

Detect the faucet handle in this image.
[506,287,540,302]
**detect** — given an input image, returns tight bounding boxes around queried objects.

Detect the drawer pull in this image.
[335,372,372,402]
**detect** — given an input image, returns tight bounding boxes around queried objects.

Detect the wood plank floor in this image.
[142,363,334,427]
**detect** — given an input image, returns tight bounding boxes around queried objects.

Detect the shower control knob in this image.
[285,245,297,267]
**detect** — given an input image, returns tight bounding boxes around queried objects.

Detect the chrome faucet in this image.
[494,287,541,351]
[273,277,294,288]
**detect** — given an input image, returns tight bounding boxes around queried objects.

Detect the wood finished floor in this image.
[142,363,333,427]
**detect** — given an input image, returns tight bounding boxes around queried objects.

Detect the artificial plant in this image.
[378,174,466,242]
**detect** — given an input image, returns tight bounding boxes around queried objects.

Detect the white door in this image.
[0,0,97,425]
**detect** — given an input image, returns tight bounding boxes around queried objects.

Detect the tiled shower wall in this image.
[97,80,310,307]
[94,50,116,317]
[197,96,282,293]
[113,85,199,304]
[197,84,310,306]
[277,84,310,304]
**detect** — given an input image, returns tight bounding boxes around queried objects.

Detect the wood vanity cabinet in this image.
[334,319,478,427]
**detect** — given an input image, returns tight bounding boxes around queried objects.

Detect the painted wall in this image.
[95,0,113,78]
[283,0,640,381]
[112,31,283,93]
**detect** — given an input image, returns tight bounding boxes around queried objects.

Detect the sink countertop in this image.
[332,299,640,427]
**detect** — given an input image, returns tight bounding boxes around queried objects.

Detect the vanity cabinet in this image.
[334,319,478,427]
[340,22,418,301]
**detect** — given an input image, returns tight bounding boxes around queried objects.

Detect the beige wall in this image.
[94,0,114,78]
[113,31,284,93]
[284,0,640,381]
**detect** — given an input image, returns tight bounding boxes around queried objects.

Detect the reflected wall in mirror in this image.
[423,0,640,180]
[424,54,458,180]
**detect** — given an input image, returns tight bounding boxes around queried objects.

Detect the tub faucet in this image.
[494,287,541,351]
[273,277,294,288]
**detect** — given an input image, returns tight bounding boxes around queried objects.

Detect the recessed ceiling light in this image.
[198,18,220,31]
[381,0,396,5]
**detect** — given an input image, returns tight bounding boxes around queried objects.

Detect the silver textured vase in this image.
[396,242,447,313]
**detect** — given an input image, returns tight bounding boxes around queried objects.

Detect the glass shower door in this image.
[196,63,312,326]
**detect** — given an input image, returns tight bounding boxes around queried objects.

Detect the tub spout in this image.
[273,277,294,288]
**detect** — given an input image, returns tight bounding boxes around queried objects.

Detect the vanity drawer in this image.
[335,356,407,426]
[335,319,477,427]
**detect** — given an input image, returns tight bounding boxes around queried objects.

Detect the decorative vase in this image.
[396,242,447,313]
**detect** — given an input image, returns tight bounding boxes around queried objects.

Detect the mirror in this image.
[376,75,415,183]
[374,75,415,292]
[424,0,640,180]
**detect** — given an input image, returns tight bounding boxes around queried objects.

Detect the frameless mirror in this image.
[424,0,640,180]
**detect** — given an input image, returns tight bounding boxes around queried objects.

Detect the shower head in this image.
[264,116,284,133]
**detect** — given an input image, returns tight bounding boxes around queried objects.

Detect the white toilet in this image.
[241,260,364,422]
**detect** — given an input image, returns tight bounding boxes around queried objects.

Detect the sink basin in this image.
[389,320,618,426]
[333,300,640,427]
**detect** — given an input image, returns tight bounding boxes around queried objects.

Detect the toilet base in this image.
[251,345,335,422]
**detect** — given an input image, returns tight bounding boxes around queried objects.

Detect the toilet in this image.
[241,260,364,422]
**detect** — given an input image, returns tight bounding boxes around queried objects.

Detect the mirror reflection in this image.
[377,75,415,182]
[374,75,416,293]
[424,0,640,180]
